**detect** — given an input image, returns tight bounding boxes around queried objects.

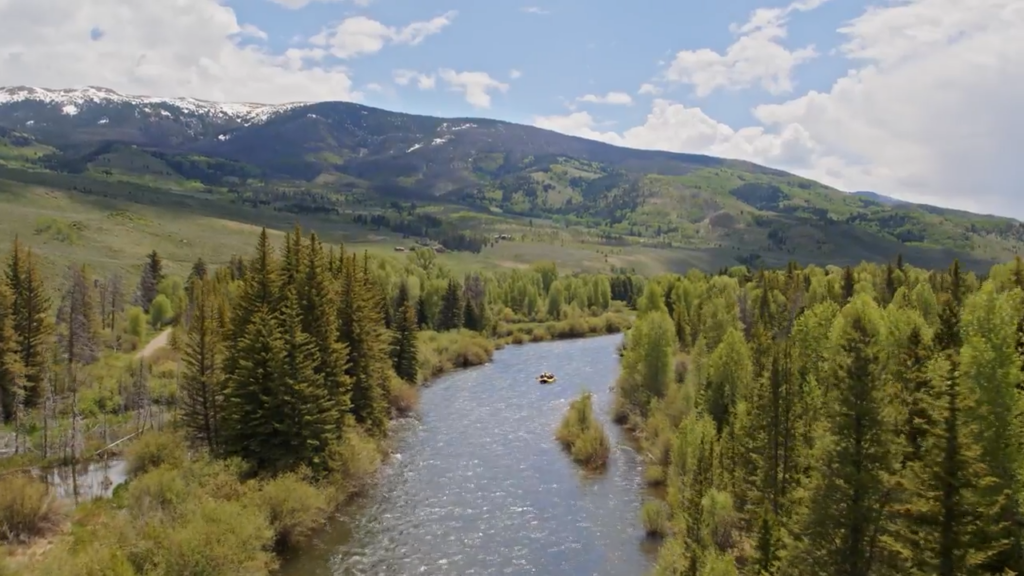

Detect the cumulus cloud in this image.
[438,69,509,108]
[637,83,661,96]
[535,0,1024,215]
[661,0,827,97]
[392,69,436,90]
[509,69,522,79]
[576,92,633,106]
[309,11,457,59]
[0,0,457,104]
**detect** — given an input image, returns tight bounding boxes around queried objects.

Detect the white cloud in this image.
[576,92,633,106]
[0,0,362,103]
[309,11,457,59]
[637,83,661,96]
[535,0,1024,215]
[438,69,509,109]
[522,6,549,14]
[662,0,827,97]
[392,69,436,90]
[509,69,522,79]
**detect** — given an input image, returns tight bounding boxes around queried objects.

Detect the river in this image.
[278,333,658,576]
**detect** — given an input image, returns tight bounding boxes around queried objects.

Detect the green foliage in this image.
[124,431,187,477]
[556,391,611,471]
[148,294,172,328]
[0,475,66,542]
[125,305,146,339]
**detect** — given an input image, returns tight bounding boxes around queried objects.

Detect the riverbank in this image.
[0,310,634,575]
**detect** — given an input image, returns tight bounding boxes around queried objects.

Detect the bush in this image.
[417,330,495,383]
[254,473,330,551]
[125,306,147,339]
[327,426,382,498]
[149,294,173,328]
[0,475,67,542]
[556,392,611,471]
[125,431,187,478]
[640,500,670,538]
[387,376,420,416]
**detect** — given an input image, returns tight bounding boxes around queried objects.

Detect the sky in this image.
[0,0,1021,217]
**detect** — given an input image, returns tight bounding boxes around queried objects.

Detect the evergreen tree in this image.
[135,250,165,310]
[186,257,208,293]
[299,233,352,416]
[180,278,225,453]
[437,278,464,331]
[796,296,898,576]
[6,242,51,409]
[222,306,286,473]
[416,295,431,329]
[338,253,391,436]
[277,285,339,474]
[56,265,99,367]
[0,281,25,425]
[392,296,419,384]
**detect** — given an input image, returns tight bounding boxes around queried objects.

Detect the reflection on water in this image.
[279,334,658,576]
[42,457,129,502]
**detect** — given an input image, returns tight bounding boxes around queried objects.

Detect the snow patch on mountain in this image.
[0,86,304,125]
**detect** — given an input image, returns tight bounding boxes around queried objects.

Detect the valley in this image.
[1,85,1021,274]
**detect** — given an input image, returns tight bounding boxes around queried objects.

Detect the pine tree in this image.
[338,253,391,436]
[416,295,431,329]
[6,242,52,409]
[180,278,225,453]
[796,296,898,576]
[186,257,208,293]
[222,306,286,473]
[392,295,419,384]
[299,233,352,416]
[134,250,164,310]
[277,285,339,474]
[56,265,99,367]
[0,281,25,425]
[437,278,464,331]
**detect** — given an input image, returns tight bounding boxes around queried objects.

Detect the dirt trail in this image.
[136,328,172,359]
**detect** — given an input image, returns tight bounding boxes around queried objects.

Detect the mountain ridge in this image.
[1,85,1022,273]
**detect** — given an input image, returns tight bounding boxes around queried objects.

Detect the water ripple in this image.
[279,334,655,576]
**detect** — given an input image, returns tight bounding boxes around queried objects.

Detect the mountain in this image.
[852,191,906,206]
[1,85,1023,272]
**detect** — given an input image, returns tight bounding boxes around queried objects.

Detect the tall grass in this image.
[0,475,67,543]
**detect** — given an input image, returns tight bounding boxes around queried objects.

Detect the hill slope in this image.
[0,85,1022,273]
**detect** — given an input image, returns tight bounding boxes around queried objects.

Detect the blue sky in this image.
[226,0,866,128]
[0,0,1017,216]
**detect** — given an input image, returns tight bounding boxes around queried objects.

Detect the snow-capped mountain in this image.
[0,86,303,125]
[0,86,309,146]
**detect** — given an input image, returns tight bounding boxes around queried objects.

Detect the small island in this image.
[555,391,611,471]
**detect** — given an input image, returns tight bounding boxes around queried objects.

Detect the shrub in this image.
[327,426,382,498]
[388,377,420,416]
[254,473,330,551]
[556,392,611,471]
[640,500,670,538]
[0,475,67,542]
[125,431,187,478]
[417,330,495,383]
[125,306,147,339]
[149,295,173,328]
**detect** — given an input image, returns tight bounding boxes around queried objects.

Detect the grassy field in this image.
[0,161,1009,280]
[0,174,758,279]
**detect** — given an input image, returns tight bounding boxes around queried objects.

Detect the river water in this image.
[278,333,658,576]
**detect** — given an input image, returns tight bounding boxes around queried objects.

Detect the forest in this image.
[0,228,628,574]
[619,255,1024,575]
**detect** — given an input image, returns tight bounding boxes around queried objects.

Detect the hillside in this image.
[1,85,1022,273]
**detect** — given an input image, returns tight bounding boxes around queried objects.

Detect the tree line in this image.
[618,256,1024,575]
